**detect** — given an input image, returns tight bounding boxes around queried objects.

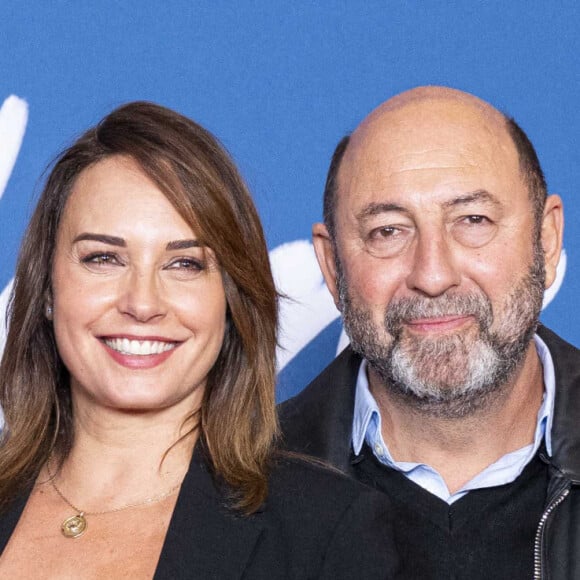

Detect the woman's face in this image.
[51,156,227,415]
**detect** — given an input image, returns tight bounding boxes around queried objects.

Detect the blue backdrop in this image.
[1,1,579,401]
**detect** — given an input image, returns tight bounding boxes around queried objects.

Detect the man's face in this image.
[314,98,561,417]
[337,251,545,417]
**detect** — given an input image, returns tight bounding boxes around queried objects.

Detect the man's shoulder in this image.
[279,345,362,418]
[277,346,362,467]
[262,454,399,578]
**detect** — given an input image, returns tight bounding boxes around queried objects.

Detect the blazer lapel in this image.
[154,454,265,580]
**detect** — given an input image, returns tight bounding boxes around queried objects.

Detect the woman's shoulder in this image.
[253,453,399,578]
[268,452,376,499]
[265,451,392,524]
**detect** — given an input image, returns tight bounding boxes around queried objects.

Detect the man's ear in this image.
[541,194,564,289]
[312,222,341,309]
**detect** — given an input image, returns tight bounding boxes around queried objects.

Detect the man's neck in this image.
[369,344,545,494]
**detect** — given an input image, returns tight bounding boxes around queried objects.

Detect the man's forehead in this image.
[337,88,520,199]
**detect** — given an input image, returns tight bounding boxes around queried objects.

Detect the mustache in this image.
[385,292,493,336]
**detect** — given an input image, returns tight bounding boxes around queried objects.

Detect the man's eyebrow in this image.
[73,233,126,246]
[443,189,501,209]
[356,202,408,222]
[166,239,201,251]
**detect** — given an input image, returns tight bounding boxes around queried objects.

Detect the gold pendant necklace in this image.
[46,462,182,539]
[61,513,87,539]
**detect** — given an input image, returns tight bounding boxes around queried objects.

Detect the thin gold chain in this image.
[46,461,182,516]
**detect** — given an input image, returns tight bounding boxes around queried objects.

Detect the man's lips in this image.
[404,315,475,333]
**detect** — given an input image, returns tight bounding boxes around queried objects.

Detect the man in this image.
[280,86,580,579]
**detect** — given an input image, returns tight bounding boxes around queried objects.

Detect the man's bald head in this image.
[323,86,547,239]
[312,86,562,419]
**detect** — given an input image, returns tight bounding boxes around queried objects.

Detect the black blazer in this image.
[0,451,399,579]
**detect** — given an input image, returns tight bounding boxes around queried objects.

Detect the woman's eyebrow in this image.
[72,233,125,246]
[166,239,201,251]
[71,234,202,251]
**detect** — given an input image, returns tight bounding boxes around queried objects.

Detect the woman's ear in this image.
[45,292,54,320]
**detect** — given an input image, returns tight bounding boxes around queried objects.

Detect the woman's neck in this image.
[48,401,199,510]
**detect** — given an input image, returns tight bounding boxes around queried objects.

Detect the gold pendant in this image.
[61,513,87,538]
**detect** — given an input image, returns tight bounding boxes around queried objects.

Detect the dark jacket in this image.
[0,449,399,579]
[279,325,580,580]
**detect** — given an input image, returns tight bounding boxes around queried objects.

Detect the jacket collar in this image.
[282,326,580,483]
[155,450,265,579]
[537,325,580,481]
[280,345,362,476]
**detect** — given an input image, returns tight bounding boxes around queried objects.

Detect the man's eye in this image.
[365,225,410,257]
[463,215,489,225]
[453,215,497,247]
[370,226,400,239]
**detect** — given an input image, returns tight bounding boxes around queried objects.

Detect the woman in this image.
[0,102,397,578]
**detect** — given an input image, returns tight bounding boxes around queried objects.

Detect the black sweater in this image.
[355,442,549,579]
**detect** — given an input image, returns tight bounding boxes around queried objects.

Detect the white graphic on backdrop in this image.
[0,96,28,354]
[543,249,566,309]
[274,240,568,370]
[271,240,340,371]
[0,96,28,201]
[0,281,12,355]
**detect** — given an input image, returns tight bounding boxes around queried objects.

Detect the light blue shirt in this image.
[352,334,555,504]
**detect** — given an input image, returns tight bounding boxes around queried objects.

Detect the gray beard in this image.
[337,243,546,419]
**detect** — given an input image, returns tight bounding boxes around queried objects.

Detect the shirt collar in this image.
[352,359,377,455]
[352,333,556,456]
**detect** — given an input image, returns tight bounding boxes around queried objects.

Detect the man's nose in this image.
[405,231,461,297]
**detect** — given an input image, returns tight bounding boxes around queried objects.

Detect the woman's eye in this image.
[166,258,205,271]
[81,252,121,266]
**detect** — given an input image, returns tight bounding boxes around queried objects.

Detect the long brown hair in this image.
[0,102,279,514]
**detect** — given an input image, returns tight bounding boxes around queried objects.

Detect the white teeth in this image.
[103,338,177,356]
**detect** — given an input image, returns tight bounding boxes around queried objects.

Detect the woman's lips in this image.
[99,337,181,369]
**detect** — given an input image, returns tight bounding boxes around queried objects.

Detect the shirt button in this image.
[374,443,384,456]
